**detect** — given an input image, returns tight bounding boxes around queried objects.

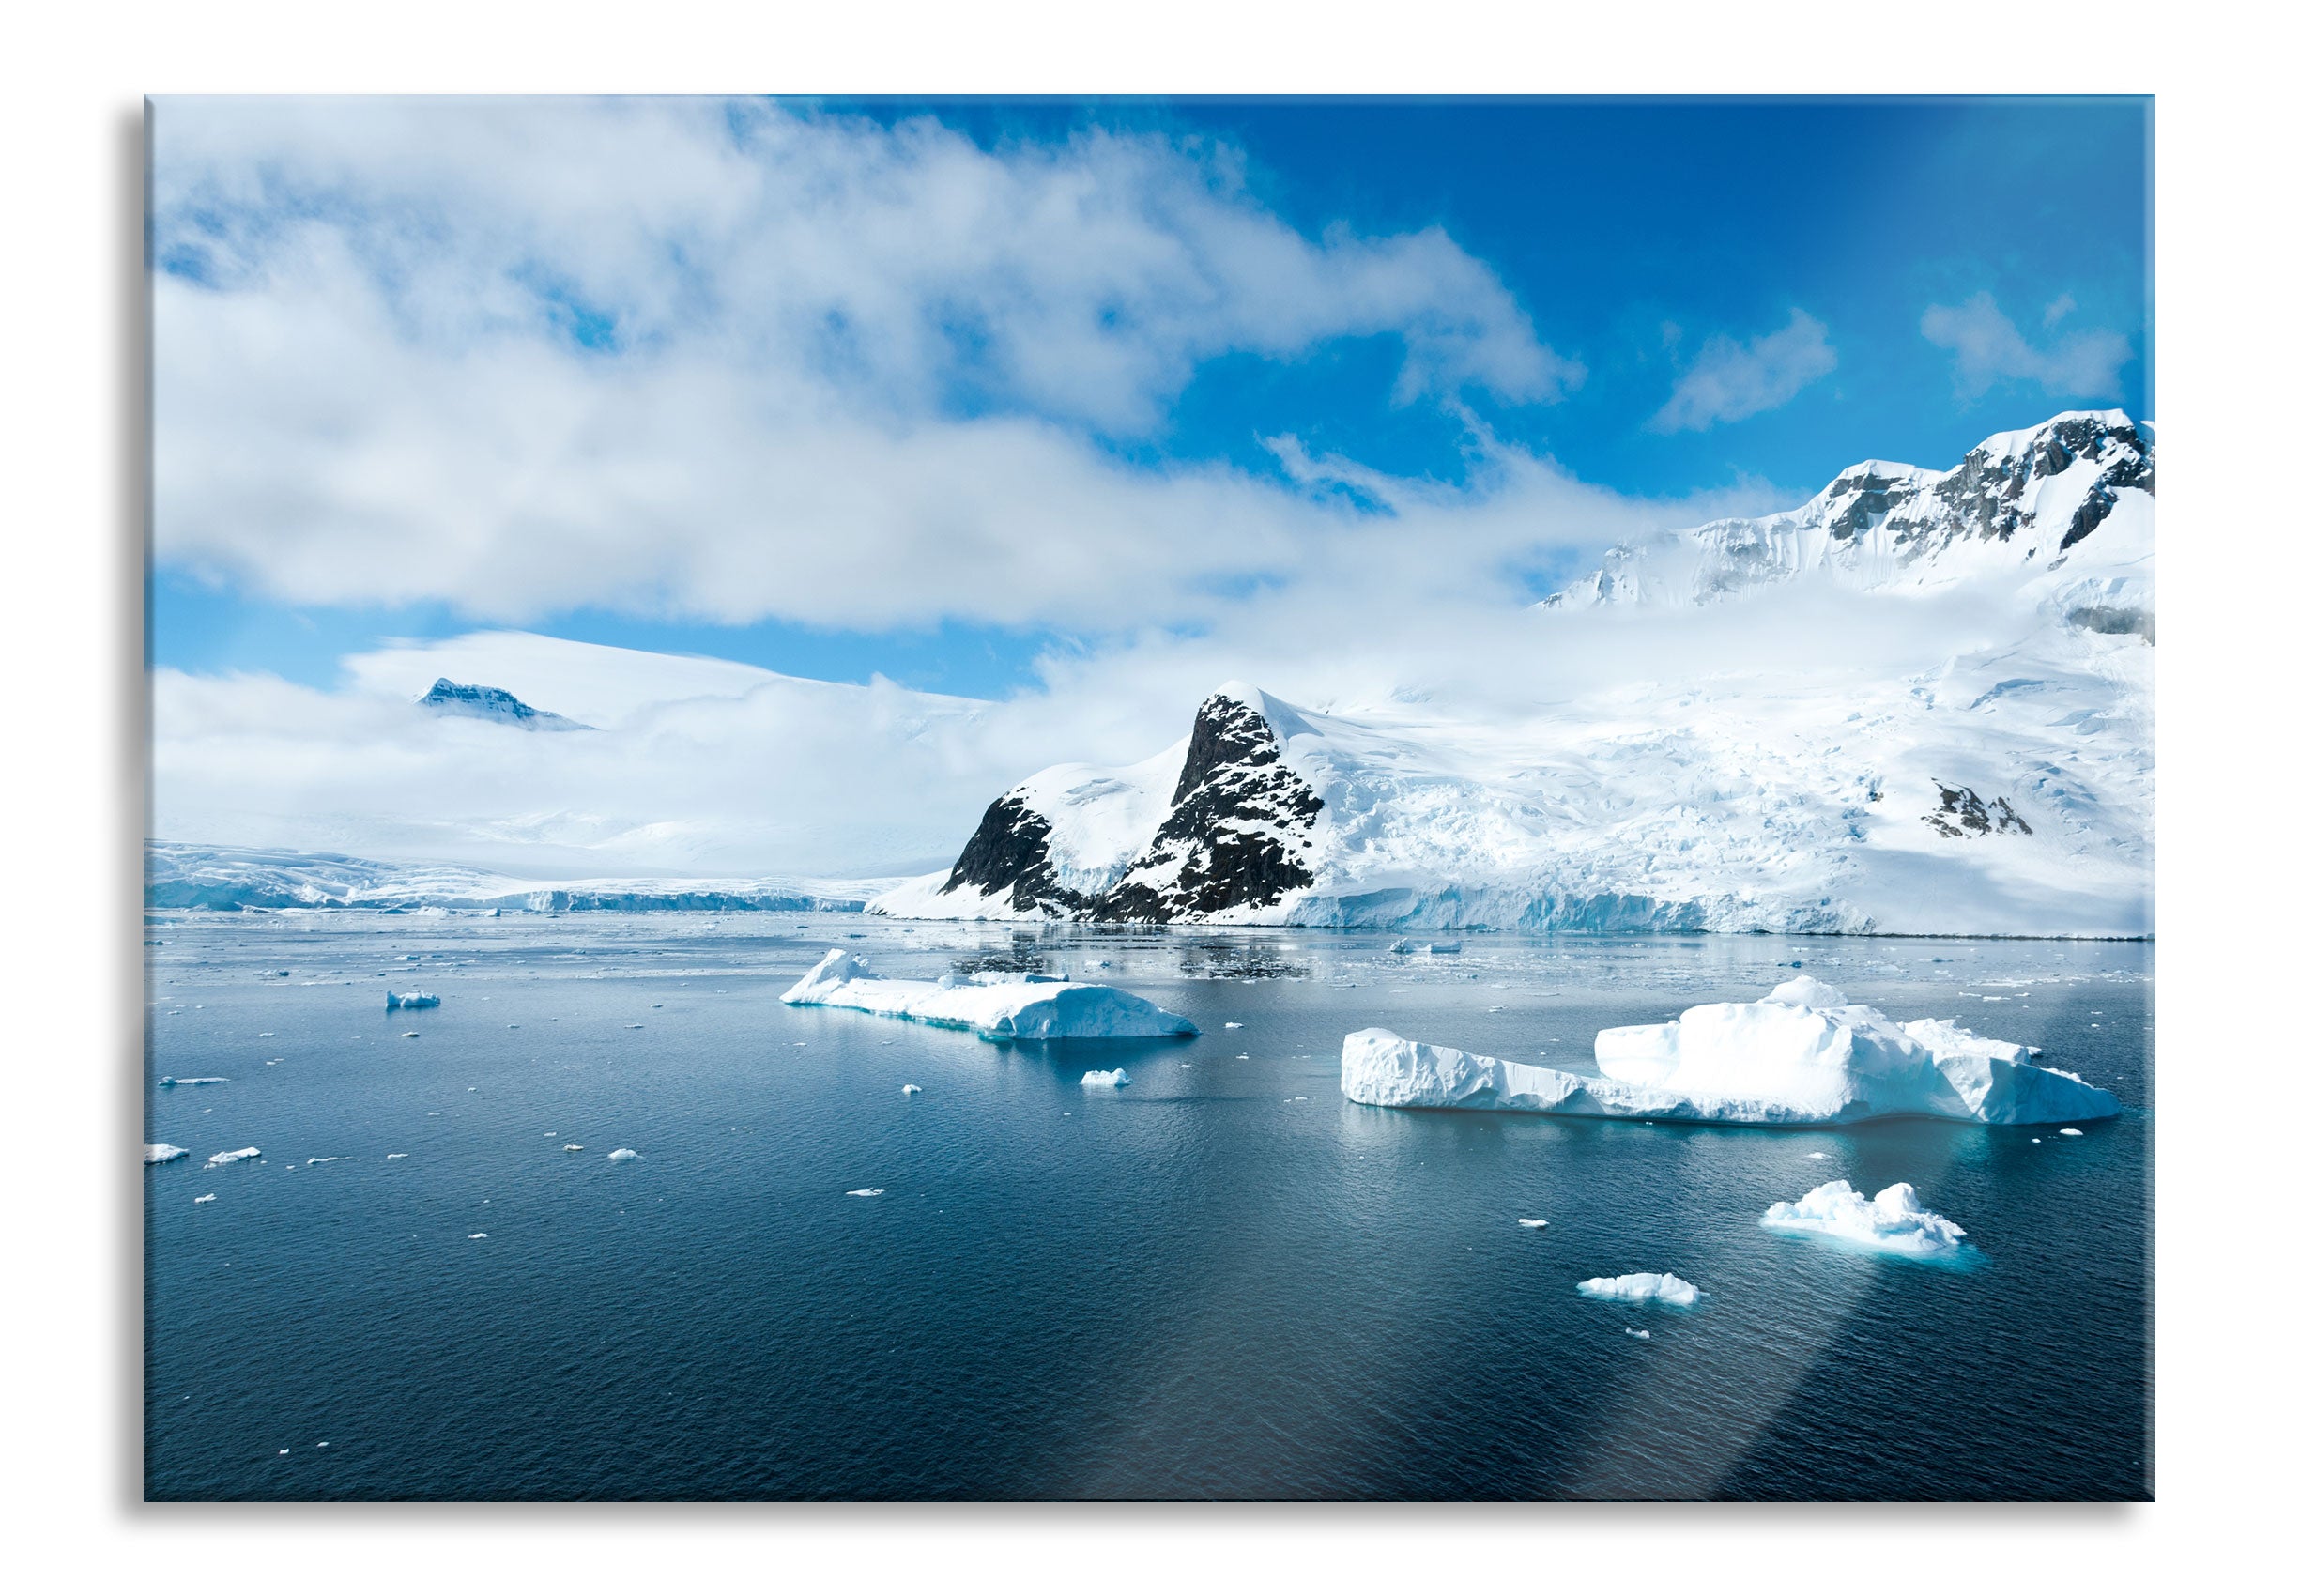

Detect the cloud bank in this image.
[153,97,1610,633]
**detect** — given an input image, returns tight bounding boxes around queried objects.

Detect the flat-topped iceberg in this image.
[387,991,440,1009]
[205,1146,262,1167]
[1577,1272,1704,1307]
[1341,976,2118,1127]
[145,1143,190,1164]
[1761,1180,1968,1257]
[780,951,1197,1041]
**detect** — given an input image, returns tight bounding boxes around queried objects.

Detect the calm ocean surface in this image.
[144,913,2151,1500]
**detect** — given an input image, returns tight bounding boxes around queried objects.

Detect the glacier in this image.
[1340,976,2120,1127]
[779,950,1197,1041]
[1760,1180,1969,1258]
[873,411,2153,938]
[1577,1273,1705,1307]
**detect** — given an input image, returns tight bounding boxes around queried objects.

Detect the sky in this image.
[147,95,2153,876]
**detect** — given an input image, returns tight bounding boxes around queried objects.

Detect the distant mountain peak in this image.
[1544,410,2154,613]
[417,678,591,730]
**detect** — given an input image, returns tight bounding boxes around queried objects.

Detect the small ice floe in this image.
[257,1032,274,1038]
[624,1024,644,1029]
[305,1157,344,1166]
[145,1143,190,1165]
[562,1144,584,1152]
[1224,1021,1244,1030]
[193,1193,216,1204]
[1761,1181,1967,1258]
[386,1153,408,1159]
[846,1188,885,1197]
[607,1148,640,1161]
[401,1032,421,1039]
[1576,1272,1704,1308]
[652,1004,663,1009]
[901,1084,922,1095]
[1517,1219,1549,1229]
[385,991,439,1010]
[158,1077,228,1088]
[1807,1152,1830,1159]
[468,1233,488,1240]
[1625,1327,1652,1341]
[2059,1128,2084,1137]
[205,1147,262,1168]
[1080,1068,1130,1089]
[1425,942,1464,956]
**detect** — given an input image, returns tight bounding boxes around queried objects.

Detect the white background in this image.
[2,2,2288,1587]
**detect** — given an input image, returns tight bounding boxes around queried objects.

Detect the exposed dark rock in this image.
[419,678,590,729]
[1924,782,2033,839]
[1095,694,1323,922]
[942,792,1093,913]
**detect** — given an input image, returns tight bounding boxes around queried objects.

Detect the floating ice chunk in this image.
[1425,942,1463,956]
[1625,1327,1651,1340]
[846,1188,884,1197]
[158,1077,228,1088]
[780,951,1196,1040]
[1761,1180,1969,1258]
[468,1233,487,1239]
[1517,1218,1548,1229]
[1807,1152,1830,1159]
[205,1147,261,1167]
[305,1157,343,1165]
[1577,1272,1704,1308]
[561,1143,584,1152]
[901,1084,922,1095]
[401,1032,421,1038]
[145,1143,190,1164]
[386,1153,408,1159]
[1342,978,2121,1127]
[386,991,439,1010]
[1080,1068,1131,1089]
[606,1148,640,1161]
[2060,1128,2084,1137]
[1224,1022,1244,1029]
[193,1193,216,1203]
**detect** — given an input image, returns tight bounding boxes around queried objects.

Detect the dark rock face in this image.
[1095,694,1321,922]
[1894,413,2152,559]
[1925,782,2033,839]
[419,678,590,729]
[942,792,1093,913]
[934,692,1323,922]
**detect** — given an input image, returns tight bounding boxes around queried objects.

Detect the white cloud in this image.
[1648,309,1837,434]
[152,97,1592,631]
[1920,291,2131,400]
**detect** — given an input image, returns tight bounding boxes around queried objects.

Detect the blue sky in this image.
[151,95,2151,698]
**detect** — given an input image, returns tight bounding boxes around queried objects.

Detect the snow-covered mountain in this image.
[1544,409,2153,629]
[874,412,2154,937]
[418,678,591,729]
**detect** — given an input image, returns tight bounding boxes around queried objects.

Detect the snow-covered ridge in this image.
[146,841,899,913]
[1543,410,2154,616]
[1339,976,2120,1126]
[778,949,1198,1040]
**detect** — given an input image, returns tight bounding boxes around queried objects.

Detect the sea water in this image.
[144,913,2151,1500]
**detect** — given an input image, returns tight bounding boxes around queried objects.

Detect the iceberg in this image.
[779,951,1197,1041]
[901,1083,922,1095]
[158,1077,228,1088]
[1760,1180,1969,1258]
[1341,977,2120,1127]
[1080,1068,1131,1089]
[846,1188,884,1197]
[145,1143,190,1164]
[606,1148,640,1162]
[206,1147,262,1167]
[193,1193,216,1204]
[387,991,440,1009]
[1577,1272,1704,1308]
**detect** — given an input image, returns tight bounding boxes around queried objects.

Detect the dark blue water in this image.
[144,914,2152,1500]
